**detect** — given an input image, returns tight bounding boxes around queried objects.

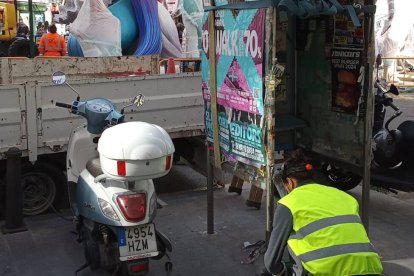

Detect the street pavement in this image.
[0,93,413,276]
[0,165,268,276]
[0,163,414,276]
[387,91,414,127]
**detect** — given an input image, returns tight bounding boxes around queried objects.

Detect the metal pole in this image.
[207,1,221,169]
[206,145,214,234]
[28,0,35,57]
[265,8,277,242]
[206,0,216,235]
[361,1,375,232]
[2,147,27,234]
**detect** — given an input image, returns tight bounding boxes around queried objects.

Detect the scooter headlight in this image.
[98,198,120,221]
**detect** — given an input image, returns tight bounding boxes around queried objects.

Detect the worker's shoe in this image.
[228,186,242,195]
[246,200,261,210]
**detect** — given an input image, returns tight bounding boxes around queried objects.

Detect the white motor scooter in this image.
[52,72,174,276]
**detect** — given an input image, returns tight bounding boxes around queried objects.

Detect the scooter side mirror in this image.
[52,71,66,85]
[133,94,145,107]
[52,71,81,101]
[389,84,399,96]
[375,54,383,82]
[376,54,383,68]
[120,94,145,114]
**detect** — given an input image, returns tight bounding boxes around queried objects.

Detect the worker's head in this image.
[275,149,313,196]
[49,24,57,33]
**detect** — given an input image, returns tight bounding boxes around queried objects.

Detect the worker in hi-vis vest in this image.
[38,24,67,57]
[261,149,383,276]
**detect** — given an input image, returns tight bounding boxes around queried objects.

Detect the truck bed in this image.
[0,73,204,161]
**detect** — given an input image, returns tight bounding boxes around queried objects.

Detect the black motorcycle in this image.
[324,55,414,192]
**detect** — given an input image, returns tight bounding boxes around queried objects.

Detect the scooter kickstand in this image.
[74,263,89,276]
[165,261,173,276]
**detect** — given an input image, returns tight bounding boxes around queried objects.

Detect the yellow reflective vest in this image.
[278,184,383,276]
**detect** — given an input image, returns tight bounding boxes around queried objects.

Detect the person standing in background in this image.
[44,21,49,34]
[16,18,29,37]
[36,22,44,35]
[38,24,67,56]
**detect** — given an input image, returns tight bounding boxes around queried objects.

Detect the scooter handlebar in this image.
[389,102,401,114]
[55,102,73,109]
[375,82,387,94]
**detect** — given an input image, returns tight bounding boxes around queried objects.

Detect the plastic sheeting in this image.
[54,0,83,25]
[181,0,203,57]
[67,0,183,58]
[158,2,183,58]
[131,0,161,56]
[375,0,414,58]
[67,0,122,57]
[375,0,414,80]
[67,34,84,57]
[109,0,138,51]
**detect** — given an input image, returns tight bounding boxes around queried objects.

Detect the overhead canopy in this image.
[204,0,376,27]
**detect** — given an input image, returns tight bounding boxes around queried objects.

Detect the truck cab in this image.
[0,2,17,42]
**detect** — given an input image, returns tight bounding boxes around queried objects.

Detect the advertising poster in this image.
[275,12,288,102]
[333,0,365,49]
[201,7,266,166]
[331,48,364,115]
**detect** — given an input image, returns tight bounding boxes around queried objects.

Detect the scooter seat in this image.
[86,157,103,177]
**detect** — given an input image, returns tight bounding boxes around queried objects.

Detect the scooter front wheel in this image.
[322,164,362,191]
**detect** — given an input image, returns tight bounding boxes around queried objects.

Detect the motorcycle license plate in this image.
[117,224,158,261]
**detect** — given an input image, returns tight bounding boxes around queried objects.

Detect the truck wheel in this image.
[8,39,38,57]
[22,162,65,216]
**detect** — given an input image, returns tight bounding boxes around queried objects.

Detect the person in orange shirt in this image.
[38,24,67,57]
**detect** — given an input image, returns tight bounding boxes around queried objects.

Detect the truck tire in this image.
[8,39,38,58]
[21,162,65,216]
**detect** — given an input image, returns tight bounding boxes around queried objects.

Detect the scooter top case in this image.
[98,121,175,181]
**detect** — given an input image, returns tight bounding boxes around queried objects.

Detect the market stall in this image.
[202,0,376,238]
